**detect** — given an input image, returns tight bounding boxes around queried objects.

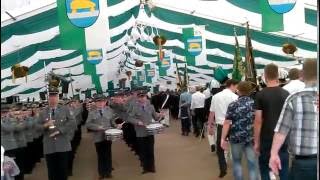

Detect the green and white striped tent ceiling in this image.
[1,0,317,99]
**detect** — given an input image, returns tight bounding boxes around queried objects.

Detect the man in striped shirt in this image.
[269,59,318,180]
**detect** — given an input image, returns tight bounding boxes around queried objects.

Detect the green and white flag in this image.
[144,64,155,84]
[232,29,244,81]
[182,26,207,66]
[157,50,173,77]
[57,0,110,93]
[260,0,284,32]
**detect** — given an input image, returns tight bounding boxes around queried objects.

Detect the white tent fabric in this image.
[1,0,317,97]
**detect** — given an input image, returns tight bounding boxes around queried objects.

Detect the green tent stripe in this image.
[1,61,83,82]
[1,50,81,80]
[2,85,19,92]
[305,8,317,26]
[107,0,125,7]
[111,30,128,43]
[205,40,294,62]
[1,8,58,43]
[1,35,61,69]
[109,6,139,29]
[136,35,295,62]
[152,7,316,51]
[226,0,260,13]
[19,87,44,94]
[207,55,234,64]
[226,0,316,27]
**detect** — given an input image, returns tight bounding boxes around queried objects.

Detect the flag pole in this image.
[69,68,74,97]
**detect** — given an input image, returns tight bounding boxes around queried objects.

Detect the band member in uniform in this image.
[86,94,118,179]
[37,86,75,180]
[127,90,164,174]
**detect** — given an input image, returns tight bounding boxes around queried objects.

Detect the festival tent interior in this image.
[1,0,317,101]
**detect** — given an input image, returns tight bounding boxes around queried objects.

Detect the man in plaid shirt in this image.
[269,59,318,180]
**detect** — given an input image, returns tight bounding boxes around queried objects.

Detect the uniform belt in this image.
[294,154,317,160]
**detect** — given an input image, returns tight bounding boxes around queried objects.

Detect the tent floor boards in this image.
[25,120,244,180]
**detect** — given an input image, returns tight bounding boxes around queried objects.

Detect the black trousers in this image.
[24,141,36,174]
[5,148,25,180]
[45,152,69,180]
[137,135,155,172]
[216,124,227,172]
[181,117,191,133]
[95,140,112,177]
[194,108,206,136]
[68,136,77,176]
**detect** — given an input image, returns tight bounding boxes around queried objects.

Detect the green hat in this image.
[93,94,107,101]
[48,86,59,95]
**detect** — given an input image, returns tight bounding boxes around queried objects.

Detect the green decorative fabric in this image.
[232,31,244,81]
[182,27,196,66]
[1,8,58,43]
[107,0,125,7]
[259,0,284,32]
[144,64,153,83]
[19,87,44,94]
[305,8,317,26]
[57,0,102,93]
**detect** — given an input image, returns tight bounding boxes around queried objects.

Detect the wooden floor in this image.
[25,120,241,180]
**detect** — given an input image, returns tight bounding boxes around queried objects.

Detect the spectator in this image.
[179,87,192,136]
[254,63,289,180]
[190,86,206,138]
[208,79,239,178]
[221,81,258,180]
[269,59,318,180]
[283,68,305,94]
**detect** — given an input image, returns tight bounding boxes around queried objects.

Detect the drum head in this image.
[105,129,123,135]
[146,123,163,129]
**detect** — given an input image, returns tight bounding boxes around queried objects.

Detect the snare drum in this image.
[146,123,164,135]
[105,129,123,141]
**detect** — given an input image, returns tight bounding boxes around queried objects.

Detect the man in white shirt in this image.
[190,86,206,138]
[283,68,305,94]
[207,79,239,178]
[203,83,211,99]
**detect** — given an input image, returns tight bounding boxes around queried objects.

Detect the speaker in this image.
[61,81,69,94]
[6,96,14,104]
[39,92,46,100]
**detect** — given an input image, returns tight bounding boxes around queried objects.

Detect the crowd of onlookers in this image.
[175,59,318,180]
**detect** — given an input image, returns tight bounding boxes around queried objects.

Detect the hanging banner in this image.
[182,26,207,66]
[86,49,103,64]
[66,0,100,28]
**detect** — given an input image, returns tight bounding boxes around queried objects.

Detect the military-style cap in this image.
[93,93,107,101]
[48,86,59,95]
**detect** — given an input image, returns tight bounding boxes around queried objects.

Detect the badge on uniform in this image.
[66,0,100,28]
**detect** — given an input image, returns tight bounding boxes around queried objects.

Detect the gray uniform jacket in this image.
[109,102,127,122]
[11,118,27,148]
[24,117,34,143]
[86,107,117,143]
[66,107,77,141]
[1,118,18,151]
[32,116,43,138]
[127,102,159,137]
[38,105,75,155]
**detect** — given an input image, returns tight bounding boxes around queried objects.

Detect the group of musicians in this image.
[1,86,165,180]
